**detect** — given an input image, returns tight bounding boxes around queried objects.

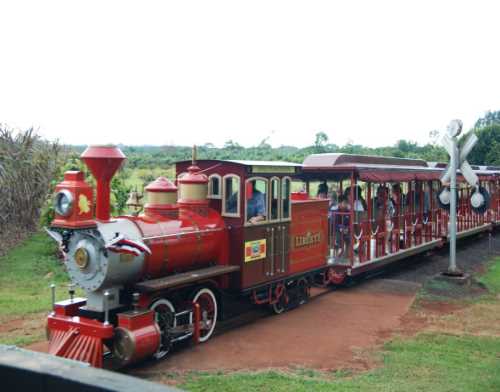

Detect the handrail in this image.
[354,228,364,241]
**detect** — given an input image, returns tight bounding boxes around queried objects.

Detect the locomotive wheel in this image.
[150,298,177,360]
[189,287,218,343]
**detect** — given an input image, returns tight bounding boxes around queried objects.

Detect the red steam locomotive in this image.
[45,145,500,368]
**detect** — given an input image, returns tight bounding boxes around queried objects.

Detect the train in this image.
[44,145,500,368]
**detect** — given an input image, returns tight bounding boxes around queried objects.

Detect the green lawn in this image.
[0,232,70,316]
[479,256,500,295]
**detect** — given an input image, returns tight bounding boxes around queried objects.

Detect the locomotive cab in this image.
[175,159,330,312]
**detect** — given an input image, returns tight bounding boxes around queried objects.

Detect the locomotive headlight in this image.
[54,190,74,217]
[74,247,90,270]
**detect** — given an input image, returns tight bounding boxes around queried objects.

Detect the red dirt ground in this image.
[0,318,24,334]
[129,278,422,373]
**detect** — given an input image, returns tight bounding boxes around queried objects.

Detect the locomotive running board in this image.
[134,265,240,292]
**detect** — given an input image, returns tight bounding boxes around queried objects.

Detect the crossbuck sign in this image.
[438,119,489,275]
[439,120,488,212]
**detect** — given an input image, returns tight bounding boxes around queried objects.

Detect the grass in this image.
[180,334,500,391]
[478,256,500,295]
[0,232,70,317]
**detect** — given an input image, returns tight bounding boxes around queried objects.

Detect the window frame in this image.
[244,176,269,226]
[221,174,241,218]
[268,176,281,222]
[281,176,292,221]
[207,174,222,199]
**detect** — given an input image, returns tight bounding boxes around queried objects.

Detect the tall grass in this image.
[0,126,64,253]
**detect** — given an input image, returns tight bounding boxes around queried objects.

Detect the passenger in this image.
[391,184,403,207]
[334,195,350,254]
[406,183,429,218]
[423,182,431,217]
[328,191,339,247]
[391,183,403,226]
[329,191,339,211]
[344,185,367,212]
[247,181,266,224]
[374,185,395,253]
[317,180,328,199]
[374,186,386,218]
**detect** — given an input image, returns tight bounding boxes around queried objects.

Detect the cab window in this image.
[222,175,240,216]
[246,178,268,224]
[208,174,222,199]
[270,178,280,221]
[282,177,291,220]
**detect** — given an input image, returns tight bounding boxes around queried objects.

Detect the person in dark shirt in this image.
[317,180,328,198]
[332,195,350,254]
[247,182,266,224]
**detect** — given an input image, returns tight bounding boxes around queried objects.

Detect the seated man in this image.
[247,181,266,224]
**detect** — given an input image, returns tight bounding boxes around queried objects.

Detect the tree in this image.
[466,124,500,165]
[474,111,500,129]
[314,132,329,152]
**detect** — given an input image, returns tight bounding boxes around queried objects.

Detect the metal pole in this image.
[50,283,56,314]
[448,139,458,274]
[103,291,110,325]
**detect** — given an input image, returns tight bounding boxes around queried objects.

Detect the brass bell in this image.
[126,190,143,216]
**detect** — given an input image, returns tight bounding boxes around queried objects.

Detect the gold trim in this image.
[252,166,296,174]
[147,191,177,205]
[179,183,208,201]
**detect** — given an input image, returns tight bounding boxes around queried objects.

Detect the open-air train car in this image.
[300,153,499,282]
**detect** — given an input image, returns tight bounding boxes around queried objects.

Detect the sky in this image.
[0,0,499,148]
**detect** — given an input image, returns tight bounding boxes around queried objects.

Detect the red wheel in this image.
[150,298,176,360]
[189,287,218,343]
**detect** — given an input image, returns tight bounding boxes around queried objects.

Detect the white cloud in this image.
[0,0,498,148]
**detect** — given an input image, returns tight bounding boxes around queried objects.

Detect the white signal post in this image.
[440,119,482,275]
[443,120,461,275]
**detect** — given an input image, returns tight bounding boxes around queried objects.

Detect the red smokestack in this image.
[80,146,126,221]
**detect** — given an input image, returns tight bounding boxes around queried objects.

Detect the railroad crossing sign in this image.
[438,120,489,213]
[438,119,489,276]
[441,132,478,187]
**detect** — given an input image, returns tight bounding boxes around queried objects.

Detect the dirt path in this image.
[132,279,420,374]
